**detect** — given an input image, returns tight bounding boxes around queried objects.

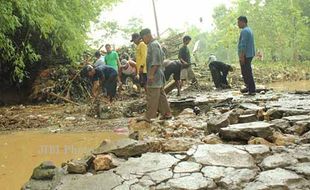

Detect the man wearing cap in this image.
[104,44,120,73]
[94,50,105,67]
[139,28,172,122]
[131,33,147,92]
[238,16,256,95]
[81,64,118,103]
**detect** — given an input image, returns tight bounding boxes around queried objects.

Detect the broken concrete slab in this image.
[286,162,310,179]
[147,168,173,184]
[173,161,202,173]
[301,131,310,143]
[283,115,310,123]
[244,168,310,190]
[202,166,258,189]
[219,168,258,189]
[260,153,298,170]
[92,138,151,158]
[269,119,291,132]
[219,121,274,141]
[114,153,179,180]
[238,114,258,123]
[287,144,310,162]
[190,144,256,168]
[206,110,239,134]
[240,103,264,111]
[167,172,216,190]
[55,171,123,190]
[236,145,271,163]
[288,119,310,135]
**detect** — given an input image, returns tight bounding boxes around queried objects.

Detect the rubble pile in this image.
[29,65,92,103]
[22,90,310,189]
[160,32,184,59]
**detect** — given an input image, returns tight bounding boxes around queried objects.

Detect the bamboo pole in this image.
[47,92,80,106]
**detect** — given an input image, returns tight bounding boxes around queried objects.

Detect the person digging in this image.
[81,64,118,103]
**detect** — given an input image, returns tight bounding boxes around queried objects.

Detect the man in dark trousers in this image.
[164,60,182,96]
[81,64,118,102]
[238,16,256,95]
[209,59,233,89]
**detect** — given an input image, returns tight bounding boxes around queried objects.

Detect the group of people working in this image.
[81,15,256,122]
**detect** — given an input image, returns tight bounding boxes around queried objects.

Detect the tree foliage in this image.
[0,0,120,83]
[90,16,143,47]
[186,0,310,64]
[121,17,144,40]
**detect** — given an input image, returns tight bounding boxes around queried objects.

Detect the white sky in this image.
[89,0,232,46]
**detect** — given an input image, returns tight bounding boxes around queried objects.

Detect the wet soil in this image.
[267,80,310,92]
[0,103,131,132]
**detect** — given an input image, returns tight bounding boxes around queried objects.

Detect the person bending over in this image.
[209,60,233,89]
[81,64,117,102]
[119,59,138,90]
[164,60,182,96]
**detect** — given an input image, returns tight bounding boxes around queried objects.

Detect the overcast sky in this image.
[89,0,232,46]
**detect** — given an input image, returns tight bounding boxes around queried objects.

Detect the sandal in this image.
[159,114,173,120]
[136,117,152,123]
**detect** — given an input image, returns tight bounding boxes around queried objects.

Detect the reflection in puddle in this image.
[0,131,126,190]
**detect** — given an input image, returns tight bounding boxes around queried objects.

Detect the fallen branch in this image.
[47,92,80,106]
[61,71,80,95]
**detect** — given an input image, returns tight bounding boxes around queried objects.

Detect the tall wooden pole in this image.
[152,0,160,38]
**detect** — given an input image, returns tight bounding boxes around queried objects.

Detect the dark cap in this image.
[130,33,141,42]
[139,28,151,37]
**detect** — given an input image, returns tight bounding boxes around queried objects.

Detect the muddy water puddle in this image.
[268,80,310,92]
[0,130,126,190]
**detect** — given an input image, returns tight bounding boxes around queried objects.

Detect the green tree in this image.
[93,20,120,47]
[121,17,144,40]
[187,0,310,63]
[0,0,120,83]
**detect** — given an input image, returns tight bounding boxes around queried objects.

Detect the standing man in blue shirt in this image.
[238,16,256,95]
